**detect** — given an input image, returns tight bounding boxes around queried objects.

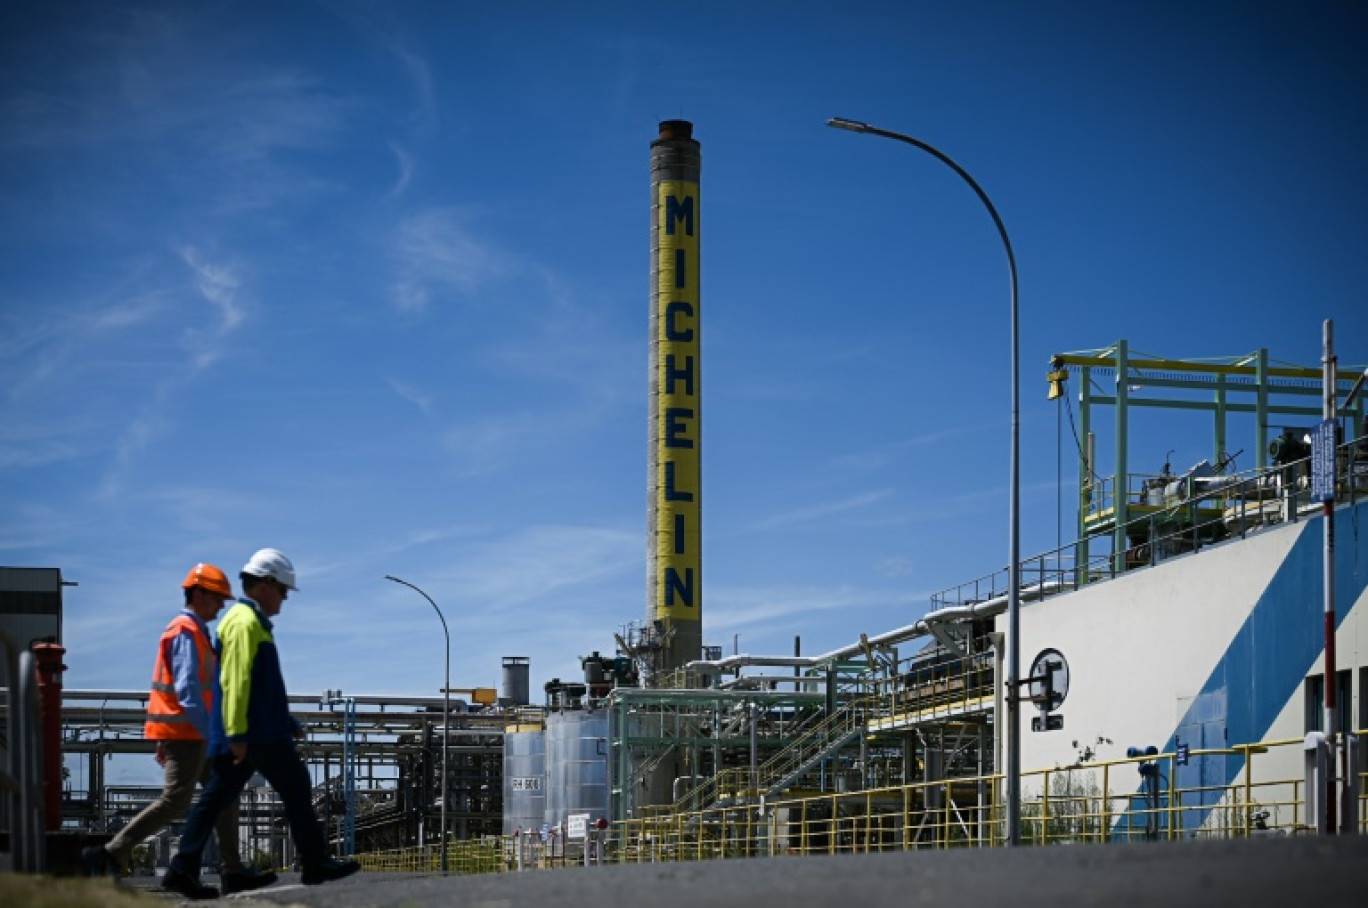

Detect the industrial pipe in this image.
[686,581,1062,674]
[33,641,66,831]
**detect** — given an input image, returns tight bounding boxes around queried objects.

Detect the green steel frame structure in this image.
[1048,342,1367,576]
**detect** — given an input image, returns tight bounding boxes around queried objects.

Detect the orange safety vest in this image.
[144,613,217,741]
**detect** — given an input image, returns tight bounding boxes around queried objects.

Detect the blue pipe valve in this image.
[1128,744,1160,777]
[1128,745,1162,839]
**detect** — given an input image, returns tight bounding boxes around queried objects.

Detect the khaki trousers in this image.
[105,738,243,872]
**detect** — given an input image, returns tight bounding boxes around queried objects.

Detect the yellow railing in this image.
[615,736,1363,859]
[358,735,1365,873]
[1020,738,1312,843]
[871,652,994,731]
[358,837,511,874]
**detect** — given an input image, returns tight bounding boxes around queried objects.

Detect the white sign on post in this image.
[1311,418,1336,503]
[567,813,589,840]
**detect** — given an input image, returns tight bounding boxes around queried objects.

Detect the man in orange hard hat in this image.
[81,564,276,896]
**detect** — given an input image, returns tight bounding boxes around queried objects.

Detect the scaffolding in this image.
[53,691,506,858]
[1048,342,1367,576]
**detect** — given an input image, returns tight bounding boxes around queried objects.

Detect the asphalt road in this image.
[127,835,1367,908]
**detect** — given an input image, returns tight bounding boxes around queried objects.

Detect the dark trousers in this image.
[171,739,329,875]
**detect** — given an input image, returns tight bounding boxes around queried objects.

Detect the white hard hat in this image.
[241,548,298,591]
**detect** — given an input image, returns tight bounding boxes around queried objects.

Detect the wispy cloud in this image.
[434,524,638,611]
[348,525,481,567]
[96,247,248,496]
[388,208,515,312]
[439,411,554,476]
[325,4,436,132]
[101,393,171,501]
[0,426,80,471]
[2,10,360,222]
[0,502,83,553]
[177,248,247,369]
[746,489,895,533]
[829,423,993,473]
[388,43,436,133]
[386,141,415,200]
[0,272,167,403]
[704,583,925,641]
[5,11,350,156]
[385,376,435,416]
[205,71,354,163]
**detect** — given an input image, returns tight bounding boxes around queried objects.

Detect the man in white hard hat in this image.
[162,549,359,899]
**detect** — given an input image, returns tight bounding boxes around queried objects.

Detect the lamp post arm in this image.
[826,115,1022,845]
[384,575,450,643]
[385,574,451,873]
[827,118,1018,300]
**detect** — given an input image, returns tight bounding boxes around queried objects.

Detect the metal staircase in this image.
[759,697,873,797]
[670,696,874,813]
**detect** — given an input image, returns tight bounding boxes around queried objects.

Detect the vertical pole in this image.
[1007,217,1021,848]
[1255,349,1270,471]
[1214,374,1227,466]
[1322,320,1338,834]
[443,638,450,871]
[343,697,356,856]
[749,701,759,797]
[385,576,451,872]
[824,116,1021,844]
[1113,340,1130,573]
[1077,369,1092,584]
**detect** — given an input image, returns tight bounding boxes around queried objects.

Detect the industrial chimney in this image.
[648,120,702,677]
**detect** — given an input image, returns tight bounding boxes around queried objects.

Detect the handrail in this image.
[351,730,1365,871]
[612,733,1364,860]
[756,697,873,789]
[930,436,1368,611]
[668,697,875,814]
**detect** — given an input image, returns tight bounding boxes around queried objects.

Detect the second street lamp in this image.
[826,116,1023,845]
[384,575,451,872]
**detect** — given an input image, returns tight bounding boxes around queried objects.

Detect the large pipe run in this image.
[686,581,1063,674]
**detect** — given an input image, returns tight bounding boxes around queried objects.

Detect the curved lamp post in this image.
[385,575,451,872]
[826,116,1023,845]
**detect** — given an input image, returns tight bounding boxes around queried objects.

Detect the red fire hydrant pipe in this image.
[33,642,67,832]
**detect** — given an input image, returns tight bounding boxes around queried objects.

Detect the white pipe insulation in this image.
[685,581,1064,674]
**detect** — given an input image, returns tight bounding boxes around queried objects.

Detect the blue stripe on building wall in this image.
[1115,500,1368,838]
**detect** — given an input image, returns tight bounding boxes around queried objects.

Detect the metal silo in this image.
[502,722,545,836]
[543,709,609,830]
[501,656,530,707]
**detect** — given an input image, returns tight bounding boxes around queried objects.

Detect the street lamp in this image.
[385,574,451,872]
[827,116,1023,844]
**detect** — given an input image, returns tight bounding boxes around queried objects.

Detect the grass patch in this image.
[0,874,158,907]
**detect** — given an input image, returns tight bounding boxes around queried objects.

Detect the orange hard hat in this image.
[182,563,234,598]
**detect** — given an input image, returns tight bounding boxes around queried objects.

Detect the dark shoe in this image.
[80,844,119,878]
[221,868,279,894]
[301,857,360,885]
[161,865,220,900]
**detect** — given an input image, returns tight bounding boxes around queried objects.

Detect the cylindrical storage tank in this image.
[543,710,609,831]
[502,727,545,835]
[502,656,530,706]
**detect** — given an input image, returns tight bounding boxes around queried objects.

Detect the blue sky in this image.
[3,0,1366,720]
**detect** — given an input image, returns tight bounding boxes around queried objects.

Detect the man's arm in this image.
[219,614,258,744]
[168,631,211,741]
